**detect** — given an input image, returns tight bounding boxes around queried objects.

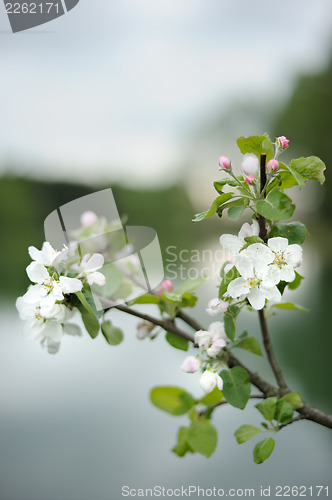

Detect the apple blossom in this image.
[72,253,106,286]
[276,135,289,150]
[80,210,98,227]
[158,279,173,295]
[245,175,256,185]
[220,220,259,255]
[218,156,231,170]
[199,370,223,394]
[181,356,200,373]
[207,337,226,358]
[195,321,227,353]
[206,297,228,316]
[267,237,302,282]
[136,321,154,339]
[227,255,281,310]
[28,242,62,267]
[241,153,259,176]
[267,159,279,172]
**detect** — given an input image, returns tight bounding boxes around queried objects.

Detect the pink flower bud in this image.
[158,279,173,295]
[218,156,231,170]
[80,211,98,227]
[276,136,289,150]
[181,356,200,373]
[245,175,256,185]
[241,153,259,176]
[136,321,154,339]
[267,159,279,172]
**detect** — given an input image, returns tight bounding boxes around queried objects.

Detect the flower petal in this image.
[87,271,106,286]
[267,237,289,253]
[26,262,50,284]
[227,277,249,298]
[246,244,274,265]
[234,256,254,278]
[280,265,295,282]
[284,244,303,268]
[23,284,47,304]
[84,253,104,272]
[59,276,83,294]
[261,285,281,303]
[219,234,243,253]
[248,288,266,310]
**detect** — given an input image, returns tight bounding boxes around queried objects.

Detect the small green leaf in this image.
[200,387,223,406]
[268,171,298,192]
[227,199,249,220]
[214,178,238,194]
[289,156,326,185]
[237,134,274,161]
[285,163,306,188]
[91,262,123,298]
[255,397,278,421]
[175,277,205,295]
[224,313,236,341]
[101,321,124,345]
[187,421,218,457]
[269,222,307,245]
[131,294,160,305]
[234,337,263,356]
[275,399,294,425]
[271,302,309,313]
[218,266,241,298]
[165,332,189,351]
[235,425,262,444]
[219,366,251,410]
[281,392,303,410]
[150,387,195,416]
[256,189,295,221]
[287,271,304,290]
[240,235,264,251]
[172,427,194,457]
[253,437,275,464]
[192,193,233,222]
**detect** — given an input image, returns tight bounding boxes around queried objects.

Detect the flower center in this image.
[246,277,260,288]
[274,251,285,266]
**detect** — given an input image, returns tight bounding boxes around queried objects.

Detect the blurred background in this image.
[1,1,332,499]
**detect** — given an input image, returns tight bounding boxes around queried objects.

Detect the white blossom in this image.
[195,321,227,354]
[72,253,106,286]
[199,370,223,394]
[267,237,302,282]
[220,220,260,254]
[206,297,228,316]
[241,153,259,176]
[181,356,200,373]
[227,255,281,310]
[28,242,62,267]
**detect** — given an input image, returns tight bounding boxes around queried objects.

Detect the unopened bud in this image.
[245,175,256,185]
[218,156,231,170]
[267,159,279,172]
[242,153,259,176]
[276,136,289,150]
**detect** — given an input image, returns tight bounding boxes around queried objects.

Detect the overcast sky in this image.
[0,0,332,186]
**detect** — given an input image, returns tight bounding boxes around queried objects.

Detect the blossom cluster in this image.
[181,321,227,394]
[16,238,106,354]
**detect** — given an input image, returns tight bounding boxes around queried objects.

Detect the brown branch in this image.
[277,415,305,430]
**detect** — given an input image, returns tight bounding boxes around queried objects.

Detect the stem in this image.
[258,309,288,392]
[257,153,268,242]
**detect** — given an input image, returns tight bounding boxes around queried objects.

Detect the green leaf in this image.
[253,437,275,464]
[218,266,241,298]
[199,387,223,406]
[75,291,97,317]
[234,337,263,356]
[175,277,205,295]
[150,387,195,416]
[237,134,274,161]
[214,178,238,194]
[285,163,306,188]
[172,427,194,457]
[227,199,249,220]
[281,392,303,410]
[220,366,251,410]
[289,156,326,185]
[240,235,264,251]
[131,294,160,305]
[275,399,294,425]
[235,425,262,444]
[78,305,100,339]
[269,222,307,245]
[101,321,124,345]
[287,271,304,290]
[268,171,298,192]
[187,421,218,457]
[91,262,123,298]
[224,313,236,341]
[255,397,277,421]
[271,302,309,313]
[192,193,233,222]
[165,332,189,351]
[256,189,295,221]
